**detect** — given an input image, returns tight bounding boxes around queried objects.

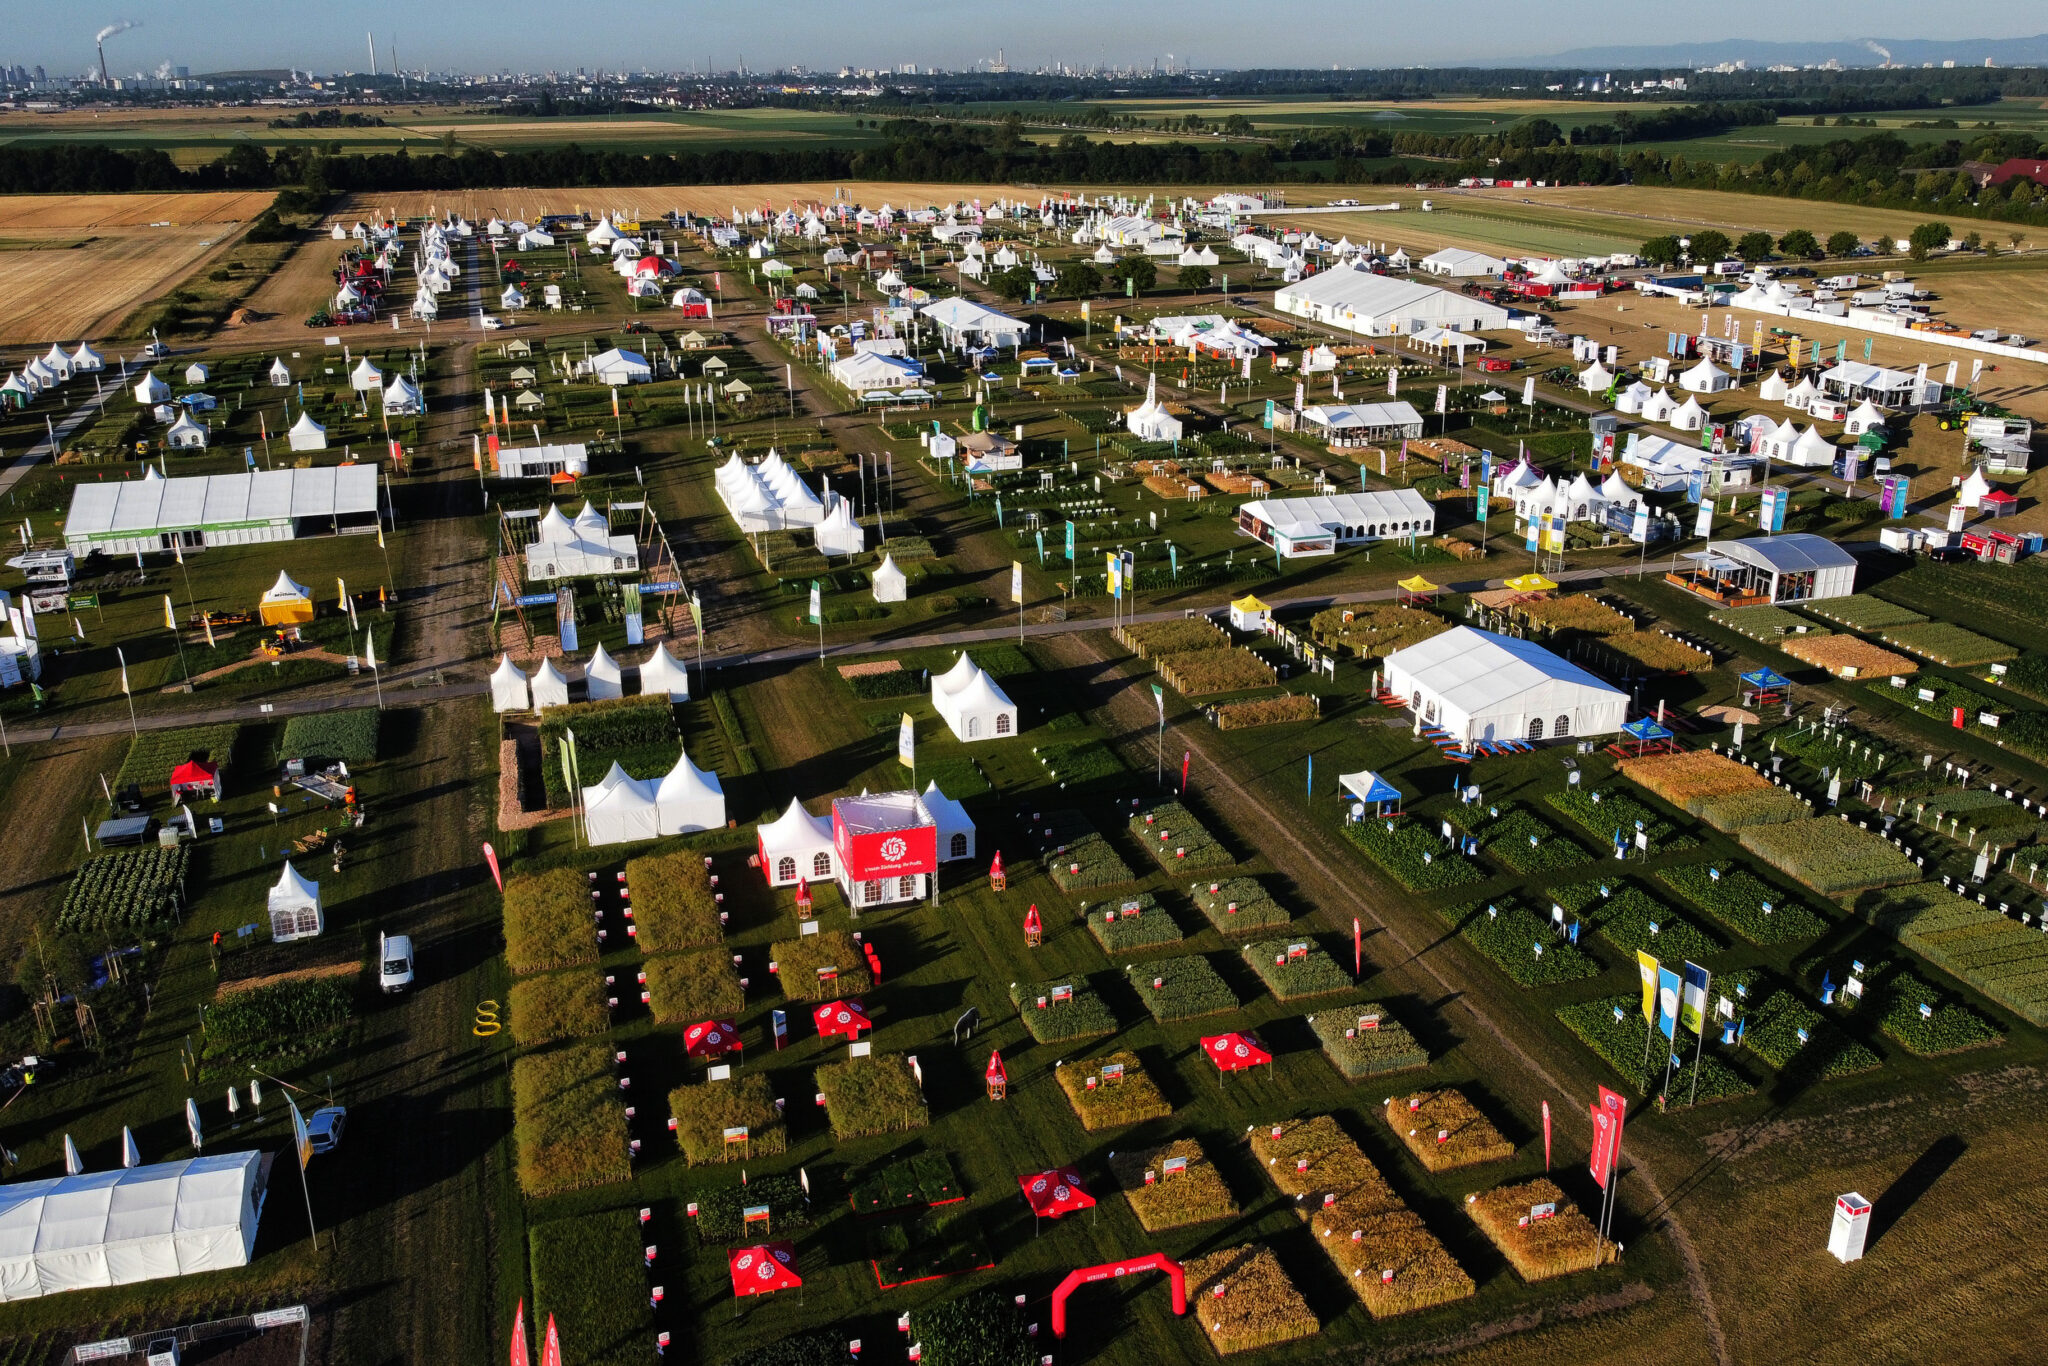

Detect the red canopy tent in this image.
[1200,1032,1272,1073]
[169,759,222,801]
[812,1000,873,1041]
[1018,1168,1094,1221]
[728,1242,801,1299]
[684,1019,742,1060]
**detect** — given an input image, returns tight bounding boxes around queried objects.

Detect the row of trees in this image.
[1636,219,2018,267]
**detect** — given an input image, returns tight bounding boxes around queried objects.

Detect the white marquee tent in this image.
[932,655,1018,743]
[529,657,571,709]
[1380,626,1630,746]
[287,412,327,452]
[871,553,907,603]
[267,862,323,942]
[0,1152,266,1302]
[490,654,531,712]
[133,372,171,405]
[921,781,978,863]
[584,644,623,700]
[636,643,691,701]
[757,798,836,886]
[814,498,868,557]
[583,763,661,845]
[655,752,726,835]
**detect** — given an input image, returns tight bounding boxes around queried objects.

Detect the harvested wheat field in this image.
[0,191,274,343]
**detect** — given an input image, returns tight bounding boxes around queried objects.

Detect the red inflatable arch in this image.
[1050,1253,1186,1338]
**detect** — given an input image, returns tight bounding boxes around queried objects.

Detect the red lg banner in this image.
[835,821,937,880]
[1589,1086,1628,1189]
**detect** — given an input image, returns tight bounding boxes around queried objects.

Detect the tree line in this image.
[2,118,2045,232]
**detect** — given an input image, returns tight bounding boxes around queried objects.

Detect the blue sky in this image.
[11,0,2046,76]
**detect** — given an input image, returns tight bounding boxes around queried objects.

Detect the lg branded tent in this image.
[529,657,571,709]
[814,999,873,1040]
[635,643,690,701]
[490,654,532,712]
[584,644,623,701]
[583,762,661,846]
[683,1019,742,1060]
[871,553,907,603]
[655,751,726,836]
[258,572,315,625]
[267,862,323,942]
[1017,1169,1094,1220]
[728,1243,801,1299]
[756,798,836,887]
[0,1152,265,1302]
[1380,626,1630,746]
[920,780,977,863]
[287,412,327,452]
[934,665,1016,743]
[1200,1031,1273,1072]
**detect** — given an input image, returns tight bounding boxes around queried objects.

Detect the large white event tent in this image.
[0,1152,266,1302]
[1380,626,1630,746]
[267,862,323,941]
[713,451,825,533]
[756,798,837,886]
[636,643,691,701]
[490,654,531,712]
[63,467,377,556]
[524,502,639,581]
[931,653,1018,742]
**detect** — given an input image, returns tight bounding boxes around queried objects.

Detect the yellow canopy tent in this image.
[1502,572,1558,595]
[1227,594,1271,631]
[1396,574,1439,605]
[259,571,315,625]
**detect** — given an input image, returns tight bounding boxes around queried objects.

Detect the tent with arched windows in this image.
[1380,626,1630,748]
[934,662,1017,743]
[756,797,836,887]
[921,780,977,863]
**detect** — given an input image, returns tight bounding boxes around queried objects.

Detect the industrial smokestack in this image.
[94,20,139,83]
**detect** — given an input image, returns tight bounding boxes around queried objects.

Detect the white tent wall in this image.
[0,1153,264,1302]
[1380,627,1630,746]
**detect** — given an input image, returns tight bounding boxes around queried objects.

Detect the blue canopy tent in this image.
[1621,716,1675,756]
[1339,770,1404,818]
[1739,666,1790,705]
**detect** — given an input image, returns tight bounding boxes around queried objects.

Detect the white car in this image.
[379,932,414,994]
[480,314,504,331]
[306,1106,347,1153]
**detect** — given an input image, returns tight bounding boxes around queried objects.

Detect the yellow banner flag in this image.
[1637,950,1661,1026]
[163,595,176,631]
[337,578,348,611]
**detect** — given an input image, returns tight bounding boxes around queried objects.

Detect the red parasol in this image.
[1023,905,1042,938]
[1200,1032,1272,1072]
[728,1242,801,1297]
[985,1049,1008,1088]
[1017,1168,1095,1219]
[990,851,1005,879]
[812,1000,873,1040]
[684,1019,742,1059]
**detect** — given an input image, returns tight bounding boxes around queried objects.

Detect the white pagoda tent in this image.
[267,862,323,942]
[584,644,623,700]
[814,498,867,557]
[871,553,907,603]
[636,643,691,701]
[490,654,531,712]
[529,657,571,709]
[655,752,726,835]
[1127,373,1184,443]
[349,358,383,392]
[921,781,977,862]
[287,412,327,452]
[756,798,836,886]
[932,654,1017,743]
[583,762,661,845]
[133,372,171,405]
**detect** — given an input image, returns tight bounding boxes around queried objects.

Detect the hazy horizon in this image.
[7,0,2048,79]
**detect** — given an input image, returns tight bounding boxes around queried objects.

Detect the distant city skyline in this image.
[8,0,2048,78]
